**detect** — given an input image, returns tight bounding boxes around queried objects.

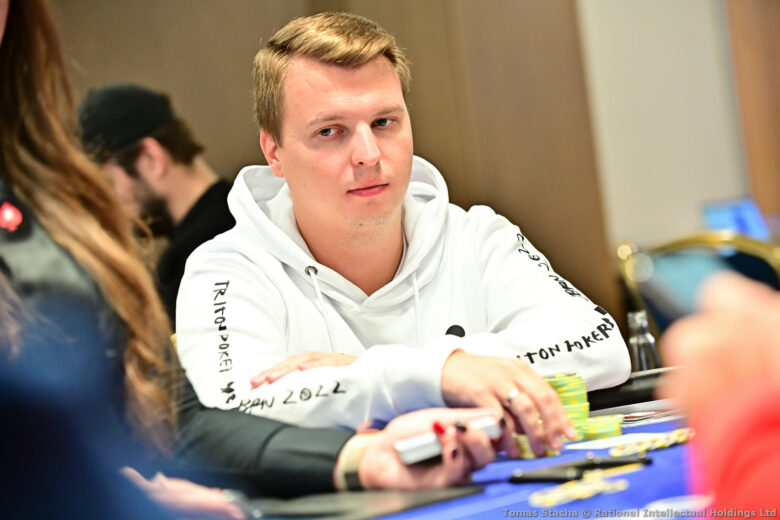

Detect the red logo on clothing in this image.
[0,202,23,232]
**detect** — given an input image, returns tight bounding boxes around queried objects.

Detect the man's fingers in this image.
[511,361,576,449]
[250,362,297,387]
[299,353,357,370]
[526,379,575,449]
[250,353,320,387]
[493,414,519,458]
[252,352,357,386]
[504,390,547,455]
[264,367,300,383]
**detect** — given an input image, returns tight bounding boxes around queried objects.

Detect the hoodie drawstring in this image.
[305,265,422,350]
[412,273,422,348]
[305,266,335,352]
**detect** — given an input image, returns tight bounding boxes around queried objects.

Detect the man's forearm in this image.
[189,342,456,429]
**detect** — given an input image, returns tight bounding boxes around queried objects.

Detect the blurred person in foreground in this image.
[78,83,235,324]
[0,1,517,517]
[659,273,780,509]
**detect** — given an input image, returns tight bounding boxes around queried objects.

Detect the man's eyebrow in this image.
[374,104,405,116]
[305,104,405,128]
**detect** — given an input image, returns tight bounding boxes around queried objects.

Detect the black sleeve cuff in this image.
[174,377,352,497]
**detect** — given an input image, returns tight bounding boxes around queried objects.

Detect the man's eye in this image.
[318,128,336,137]
[374,118,392,127]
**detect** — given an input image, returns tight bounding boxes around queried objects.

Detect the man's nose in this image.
[351,124,380,167]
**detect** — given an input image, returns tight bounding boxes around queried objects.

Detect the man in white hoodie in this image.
[176,12,631,456]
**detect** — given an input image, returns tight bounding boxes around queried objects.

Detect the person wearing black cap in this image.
[78,84,235,323]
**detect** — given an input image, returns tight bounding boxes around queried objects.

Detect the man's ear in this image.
[134,138,170,185]
[260,130,284,179]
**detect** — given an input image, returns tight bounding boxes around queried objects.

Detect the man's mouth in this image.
[347,183,389,197]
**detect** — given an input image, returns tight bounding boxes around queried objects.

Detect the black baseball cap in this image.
[78,83,174,161]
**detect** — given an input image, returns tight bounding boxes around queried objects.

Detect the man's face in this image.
[101,161,172,236]
[265,55,413,234]
[102,162,145,219]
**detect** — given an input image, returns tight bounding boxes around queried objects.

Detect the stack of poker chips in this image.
[513,432,560,460]
[578,414,624,441]
[529,473,629,508]
[608,427,693,457]
[512,373,624,459]
[546,372,589,428]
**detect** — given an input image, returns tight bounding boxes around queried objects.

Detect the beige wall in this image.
[577,0,747,249]
[52,0,308,177]
[52,0,631,318]
[314,0,622,317]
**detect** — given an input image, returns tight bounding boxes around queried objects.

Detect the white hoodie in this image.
[176,156,631,430]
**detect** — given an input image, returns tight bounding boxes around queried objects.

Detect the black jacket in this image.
[157,179,235,324]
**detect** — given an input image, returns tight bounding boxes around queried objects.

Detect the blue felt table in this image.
[381,419,692,519]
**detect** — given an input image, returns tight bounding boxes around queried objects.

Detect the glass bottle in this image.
[627,310,662,371]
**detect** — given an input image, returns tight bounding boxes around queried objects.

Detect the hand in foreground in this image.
[250,351,357,387]
[121,467,245,520]
[353,407,515,490]
[658,273,780,412]
[440,352,576,455]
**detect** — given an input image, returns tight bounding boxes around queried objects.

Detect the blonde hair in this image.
[252,12,411,143]
[0,0,176,453]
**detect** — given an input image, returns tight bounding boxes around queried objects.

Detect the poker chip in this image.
[562,402,589,421]
[578,415,624,440]
[608,427,694,457]
[512,433,561,460]
[543,373,613,440]
[529,474,629,507]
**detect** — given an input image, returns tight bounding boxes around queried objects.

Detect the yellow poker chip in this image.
[558,395,588,406]
[563,402,589,420]
[545,372,578,379]
[545,376,585,392]
[512,433,561,459]
[557,387,586,395]
[607,428,695,457]
[529,475,629,508]
[556,386,586,395]
[578,415,624,440]
[545,374,588,424]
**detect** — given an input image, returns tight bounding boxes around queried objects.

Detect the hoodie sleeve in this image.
[451,206,631,390]
[176,248,456,430]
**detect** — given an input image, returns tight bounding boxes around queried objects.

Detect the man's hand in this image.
[355,407,515,490]
[250,351,357,387]
[440,352,577,455]
[121,467,245,520]
[658,274,780,413]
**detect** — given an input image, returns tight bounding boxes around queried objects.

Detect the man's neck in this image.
[166,156,219,225]
[299,211,404,297]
